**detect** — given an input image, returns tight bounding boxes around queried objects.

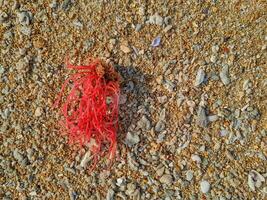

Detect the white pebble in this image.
[191,154,201,163]
[200,180,210,193]
[34,107,42,117]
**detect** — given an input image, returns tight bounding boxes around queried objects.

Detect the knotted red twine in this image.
[54,58,120,169]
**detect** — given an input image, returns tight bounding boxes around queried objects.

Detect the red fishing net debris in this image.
[54,58,120,169]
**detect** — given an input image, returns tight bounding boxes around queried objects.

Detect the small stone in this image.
[20,26,31,36]
[80,151,91,168]
[34,107,42,117]
[17,11,31,26]
[106,189,115,200]
[248,170,265,191]
[219,65,230,85]
[0,11,8,23]
[125,132,140,147]
[160,174,173,185]
[126,183,136,195]
[194,68,205,87]
[135,24,142,32]
[116,178,125,187]
[207,115,218,122]
[155,13,163,26]
[156,166,165,177]
[13,149,24,162]
[137,115,151,130]
[210,55,217,63]
[211,45,219,53]
[0,65,4,75]
[120,44,131,53]
[196,106,208,127]
[220,129,228,137]
[155,120,165,132]
[185,170,194,181]
[200,180,210,193]
[164,25,173,33]
[191,154,201,163]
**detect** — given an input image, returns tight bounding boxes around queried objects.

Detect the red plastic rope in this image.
[54,58,120,169]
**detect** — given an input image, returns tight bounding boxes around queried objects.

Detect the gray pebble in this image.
[219,65,230,85]
[137,115,151,131]
[106,189,115,200]
[20,26,31,36]
[135,24,142,32]
[17,11,31,26]
[125,132,140,147]
[155,120,165,132]
[185,170,194,181]
[196,106,208,127]
[194,68,205,87]
[13,149,24,162]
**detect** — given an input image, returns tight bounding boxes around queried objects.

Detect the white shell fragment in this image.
[248,170,265,191]
[80,151,92,168]
[151,36,161,47]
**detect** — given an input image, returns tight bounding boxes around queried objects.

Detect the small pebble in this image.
[137,115,151,130]
[120,44,131,53]
[200,180,210,193]
[191,154,201,163]
[210,55,217,63]
[34,107,43,117]
[194,68,205,87]
[196,106,208,127]
[219,65,230,85]
[160,174,173,185]
[155,13,163,26]
[17,11,31,26]
[135,24,142,32]
[125,132,140,147]
[185,170,194,181]
[106,189,115,200]
[80,151,91,168]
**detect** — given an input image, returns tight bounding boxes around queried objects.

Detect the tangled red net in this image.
[54,58,120,169]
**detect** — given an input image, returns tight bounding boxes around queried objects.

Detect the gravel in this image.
[1,1,265,199]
